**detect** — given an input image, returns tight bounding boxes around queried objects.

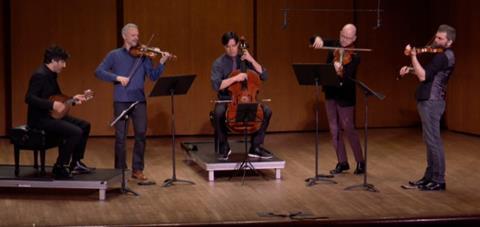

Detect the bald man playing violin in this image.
[311,23,365,176]
[399,24,456,191]
[95,23,172,181]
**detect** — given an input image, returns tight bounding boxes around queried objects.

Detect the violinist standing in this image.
[95,23,172,181]
[211,32,272,160]
[311,24,365,175]
[399,25,456,191]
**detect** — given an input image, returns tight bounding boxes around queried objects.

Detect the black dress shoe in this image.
[353,161,365,175]
[408,177,430,187]
[248,146,273,159]
[70,160,95,174]
[217,149,232,161]
[330,162,350,174]
[52,164,73,179]
[420,181,446,191]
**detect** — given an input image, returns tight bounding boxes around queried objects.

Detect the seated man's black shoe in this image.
[248,146,273,159]
[52,164,73,179]
[216,143,231,161]
[330,162,350,174]
[353,161,365,175]
[420,181,446,191]
[217,149,232,161]
[408,177,430,187]
[70,160,95,174]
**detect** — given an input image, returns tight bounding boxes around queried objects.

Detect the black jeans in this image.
[113,102,147,171]
[417,100,446,184]
[213,103,272,153]
[30,115,90,166]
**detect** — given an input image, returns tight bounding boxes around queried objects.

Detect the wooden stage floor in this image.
[1,128,480,226]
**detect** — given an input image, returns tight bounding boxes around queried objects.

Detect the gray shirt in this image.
[211,54,268,99]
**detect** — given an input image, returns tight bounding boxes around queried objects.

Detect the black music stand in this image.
[229,103,263,184]
[344,78,385,193]
[293,63,341,186]
[150,74,196,187]
[110,101,140,196]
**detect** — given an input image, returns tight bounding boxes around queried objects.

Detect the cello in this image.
[225,37,264,133]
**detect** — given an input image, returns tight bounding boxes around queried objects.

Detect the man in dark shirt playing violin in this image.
[210,32,272,161]
[25,45,93,179]
[399,24,456,191]
[311,24,365,175]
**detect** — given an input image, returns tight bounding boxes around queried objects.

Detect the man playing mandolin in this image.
[211,32,272,161]
[25,45,94,179]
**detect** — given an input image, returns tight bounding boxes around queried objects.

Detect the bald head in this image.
[339,23,357,47]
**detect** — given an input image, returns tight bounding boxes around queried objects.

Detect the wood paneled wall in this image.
[120,0,254,135]
[2,0,480,136]
[0,1,6,135]
[10,0,117,135]
[257,0,354,131]
[354,0,432,127]
[431,1,480,135]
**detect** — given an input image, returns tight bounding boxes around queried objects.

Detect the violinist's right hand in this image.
[233,73,248,82]
[312,36,324,49]
[116,76,130,87]
[399,66,411,77]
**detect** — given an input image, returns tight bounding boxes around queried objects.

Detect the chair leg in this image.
[33,150,39,169]
[40,149,46,176]
[14,146,20,177]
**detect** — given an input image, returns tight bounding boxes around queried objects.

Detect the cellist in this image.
[210,32,273,161]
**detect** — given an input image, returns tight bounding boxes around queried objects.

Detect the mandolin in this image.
[49,89,94,119]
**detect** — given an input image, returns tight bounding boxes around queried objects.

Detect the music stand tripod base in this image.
[149,75,197,188]
[228,103,266,185]
[345,183,379,192]
[293,63,341,187]
[305,174,336,187]
[110,102,141,197]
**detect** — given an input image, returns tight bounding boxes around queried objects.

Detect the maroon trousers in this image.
[325,100,364,163]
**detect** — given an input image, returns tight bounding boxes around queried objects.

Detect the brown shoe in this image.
[132,170,148,181]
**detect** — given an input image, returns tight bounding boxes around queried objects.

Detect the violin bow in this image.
[315,46,373,52]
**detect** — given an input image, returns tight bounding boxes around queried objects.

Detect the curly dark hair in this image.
[43,45,70,64]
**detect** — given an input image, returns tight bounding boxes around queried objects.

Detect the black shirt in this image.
[415,48,455,101]
[323,39,360,107]
[25,64,62,126]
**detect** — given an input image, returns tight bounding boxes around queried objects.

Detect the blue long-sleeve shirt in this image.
[95,47,165,102]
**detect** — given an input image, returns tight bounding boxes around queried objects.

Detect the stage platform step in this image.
[181,141,286,182]
[0,165,123,200]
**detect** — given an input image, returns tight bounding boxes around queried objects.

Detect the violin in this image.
[129,44,177,63]
[334,45,355,65]
[404,46,443,56]
[225,37,264,133]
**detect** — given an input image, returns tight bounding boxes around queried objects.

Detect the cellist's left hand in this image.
[241,49,255,63]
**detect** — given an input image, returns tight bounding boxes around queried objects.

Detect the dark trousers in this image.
[213,103,272,153]
[30,115,90,166]
[113,102,147,171]
[417,100,446,184]
[325,100,363,164]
